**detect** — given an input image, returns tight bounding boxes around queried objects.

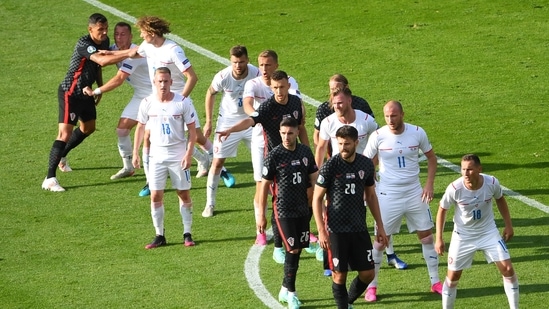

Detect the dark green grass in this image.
[0,0,548,308]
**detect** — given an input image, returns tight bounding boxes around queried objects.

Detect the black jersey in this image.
[60,34,110,97]
[314,95,374,130]
[316,153,376,233]
[263,143,318,218]
[251,94,304,151]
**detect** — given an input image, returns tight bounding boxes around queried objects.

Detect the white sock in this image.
[386,235,395,255]
[116,129,133,170]
[151,202,164,235]
[420,235,440,285]
[200,139,213,155]
[180,202,193,234]
[442,277,458,309]
[142,147,149,182]
[192,146,208,165]
[503,274,519,309]
[206,172,221,206]
[368,241,384,288]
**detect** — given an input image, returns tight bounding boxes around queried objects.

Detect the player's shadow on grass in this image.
[455,283,549,298]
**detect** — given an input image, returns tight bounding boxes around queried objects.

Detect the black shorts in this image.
[275,216,310,252]
[58,85,97,125]
[325,231,374,272]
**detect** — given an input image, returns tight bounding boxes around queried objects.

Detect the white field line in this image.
[81,2,549,308]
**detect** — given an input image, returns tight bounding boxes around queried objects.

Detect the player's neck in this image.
[152,36,166,48]
[157,91,174,102]
[464,176,483,190]
[338,109,356,124]
[342,153,356,163]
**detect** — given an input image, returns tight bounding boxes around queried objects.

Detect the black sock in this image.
[348,276,368,304]
[332,281,348,309]
[47,140,67,178]
[283,251,301,292]
[61,128,88,157]
[271,212,282,247]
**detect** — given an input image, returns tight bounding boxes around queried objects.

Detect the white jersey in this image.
[211,64,260,129]
[111,43,151,99]
[137,93,197,162]
[440,174,503,237]
[138,39,192,93]
[364,123,432,189]
[319,110,378,155]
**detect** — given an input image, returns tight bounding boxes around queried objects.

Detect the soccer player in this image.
[83,22,152,186]
[313,74,374,147]
[42,13,138,192]
[312,125,388,309]
[257,117,318,309]
[219,69,309,263]
[132,67,197,249]
[435,154,519,309]
[135,16,218,178]
[201,45,259,217]
[362,100,442,302]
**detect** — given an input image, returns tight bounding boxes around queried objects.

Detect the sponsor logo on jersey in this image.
[291,160,300,166]
[87,46,97,54]
[346,173,355,179]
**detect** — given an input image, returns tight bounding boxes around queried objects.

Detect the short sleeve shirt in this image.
[251,94,304,151]
[60,35,110,97]
[111,43,151,99]
[263,144,318,218]
[316,153,376,233]
[314,95,374,130]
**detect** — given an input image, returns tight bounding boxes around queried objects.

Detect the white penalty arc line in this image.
[81,2,549,308]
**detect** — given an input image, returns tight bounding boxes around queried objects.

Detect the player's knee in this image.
[359,270,375,284]
[419,234,434,245]
[373,240,386,251]
[445,277,459,288]
[116,128,130,137]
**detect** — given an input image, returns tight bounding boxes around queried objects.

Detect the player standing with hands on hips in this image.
[436,154,519,309]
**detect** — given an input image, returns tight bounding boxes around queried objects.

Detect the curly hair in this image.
[136,16,171,37]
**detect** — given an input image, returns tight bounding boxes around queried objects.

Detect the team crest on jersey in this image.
[70,113,76,122]
[332,257,339,267]
[346,173,355,179]
[87,46,97,54]
[358,170,365,179]
[293,111,299,119]
[262,166,268,176]
[317,175,325,185]
[291,160,300,166]
[302,157,308,166]
[287,237,295,247]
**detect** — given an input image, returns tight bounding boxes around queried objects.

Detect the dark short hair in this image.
[258,50,278,63]
[335,125,358,141]
[280,116,299,129]
[89,13,108,25]
[115,22,132,33]
[230,45,248,58]
[271,70,288,81]
[462,154,481,166]
[154,67,171,75]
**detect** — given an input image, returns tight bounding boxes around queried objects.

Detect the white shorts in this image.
[120,95,144,120]
[251,126,265,182]
[376,185,434,235]
[149,160,192,191]
[447,229,511,271]
[213,127,252,158]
